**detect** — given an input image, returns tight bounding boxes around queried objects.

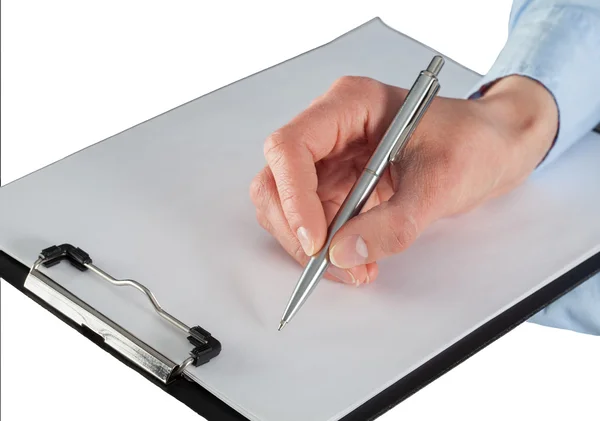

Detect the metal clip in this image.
[389,55,443,164]
[24,244,221,384]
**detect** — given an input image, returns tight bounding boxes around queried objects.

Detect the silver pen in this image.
[278,55,445,331]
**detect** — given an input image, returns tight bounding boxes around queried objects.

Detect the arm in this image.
[471,0,600,335]
[470,0,600,168]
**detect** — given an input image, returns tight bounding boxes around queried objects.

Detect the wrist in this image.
[476,75,558,170]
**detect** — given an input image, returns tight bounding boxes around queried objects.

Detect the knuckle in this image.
[263,130,299,175]
[331,75,378,94]
[327,76,379,138]
[278,185,300,209]
[332,75,360,90]
[279,190,304,224]
[263,130,287,161]
[249,170,276,210]
[249,173,267,207]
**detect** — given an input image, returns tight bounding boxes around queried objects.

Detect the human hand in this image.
[250,75,558,285]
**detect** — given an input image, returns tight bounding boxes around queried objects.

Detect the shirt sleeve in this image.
[468,0,600,169]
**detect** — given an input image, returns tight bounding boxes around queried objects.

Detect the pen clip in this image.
[389,81,440,164]
[390,55,444,164]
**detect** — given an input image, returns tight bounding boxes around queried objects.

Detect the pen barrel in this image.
[279,56,444,327]
[323,169,380,251]
[365,66,441,174]
[279,169,380,324]
[327,56,444,239]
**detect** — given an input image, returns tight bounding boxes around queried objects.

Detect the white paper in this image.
[1,19,599,421]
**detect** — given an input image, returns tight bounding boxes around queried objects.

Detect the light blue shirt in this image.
[468,0,600,335]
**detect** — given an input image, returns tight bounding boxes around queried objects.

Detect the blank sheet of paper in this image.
[1,19,599,421]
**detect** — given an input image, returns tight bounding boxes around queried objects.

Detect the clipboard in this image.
[2,249,599,421]
[1,18,600,421]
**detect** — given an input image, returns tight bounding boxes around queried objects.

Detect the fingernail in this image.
[296,226,314,256]
[330,235,368,268]
[327,266,357,285]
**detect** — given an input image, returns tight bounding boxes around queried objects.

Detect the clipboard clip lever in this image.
[24,243,221,384]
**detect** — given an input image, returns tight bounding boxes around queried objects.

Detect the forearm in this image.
[469,0,600,168]
[476,75,558,186]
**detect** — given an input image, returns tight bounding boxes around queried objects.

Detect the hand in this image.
[250,75,558,285]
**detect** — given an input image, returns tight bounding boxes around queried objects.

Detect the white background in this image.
[1,1,599,420]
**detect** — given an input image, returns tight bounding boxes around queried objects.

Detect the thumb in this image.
[327,136,454,269]
[328,201,421,269]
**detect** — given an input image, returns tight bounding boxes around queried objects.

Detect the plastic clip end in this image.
[40,244,92,271]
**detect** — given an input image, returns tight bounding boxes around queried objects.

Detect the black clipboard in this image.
[2,250,599,421]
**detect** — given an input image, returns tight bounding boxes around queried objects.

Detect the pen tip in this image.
[278,321,287,331]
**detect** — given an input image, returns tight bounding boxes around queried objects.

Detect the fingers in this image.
[263,131,325,257]
[250,166,371,285]
[251,166,307,265]
[329,202,420,269]
[261,76,404,257]
[322,198,379,285]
